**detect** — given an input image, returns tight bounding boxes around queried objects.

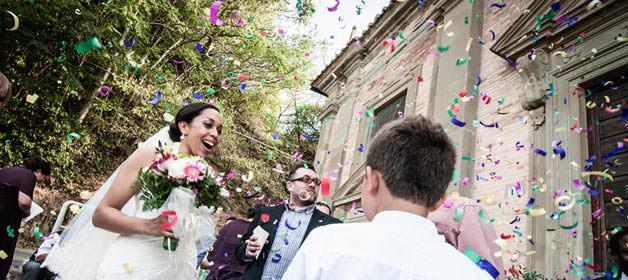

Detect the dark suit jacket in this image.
[235,204,341,280]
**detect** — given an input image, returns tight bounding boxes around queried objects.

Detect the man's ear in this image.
[285,181,293,192]
[429,193,448,212]
[365,166,380,195]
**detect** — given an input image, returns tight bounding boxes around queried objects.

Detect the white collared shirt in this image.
[622,272,628,280]
[282,211,494,280]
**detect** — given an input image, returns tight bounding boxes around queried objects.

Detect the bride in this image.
[43,103,223,279]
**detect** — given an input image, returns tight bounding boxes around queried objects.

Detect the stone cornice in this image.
[491,0,626,62]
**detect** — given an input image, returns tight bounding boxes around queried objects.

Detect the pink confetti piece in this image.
[443,200,453,208]
[210,1,224,25]
[327,0,340,12]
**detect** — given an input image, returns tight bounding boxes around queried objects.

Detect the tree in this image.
[0,0,321,247]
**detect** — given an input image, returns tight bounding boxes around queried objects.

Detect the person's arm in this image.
[18,191,32,217]
[458,206,505,279]
[92,146,175,238]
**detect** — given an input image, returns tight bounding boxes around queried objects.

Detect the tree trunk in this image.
[77,67,112,123]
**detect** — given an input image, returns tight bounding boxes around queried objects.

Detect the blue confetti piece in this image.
[550,2,560,11]
[357,144,364,152]
[147,90,161,104]
[192,92,204,99]
[239,82,246,93]
[195,43,203,53]
[418,0,424,9]
[124,38,136,48]
[534,149,547,157]
[489,3,506,9]
[272,133,279,140]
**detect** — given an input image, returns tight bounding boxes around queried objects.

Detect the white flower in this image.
[219,187,230,198]
[166,158,197,180]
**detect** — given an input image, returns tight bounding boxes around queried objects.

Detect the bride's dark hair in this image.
[168,103,220,142]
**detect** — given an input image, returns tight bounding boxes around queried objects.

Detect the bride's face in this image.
[179,108,223,157]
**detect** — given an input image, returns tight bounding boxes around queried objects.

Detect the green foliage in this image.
[0,0,322,221]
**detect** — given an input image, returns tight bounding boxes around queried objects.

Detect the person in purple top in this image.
[206,207,258,280]
[0,157,51,279]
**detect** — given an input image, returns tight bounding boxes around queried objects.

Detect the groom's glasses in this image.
[289,175,321,186]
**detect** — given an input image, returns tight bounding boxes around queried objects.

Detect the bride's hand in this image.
[143,215,176,238]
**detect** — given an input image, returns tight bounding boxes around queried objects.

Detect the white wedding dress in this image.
[43,127,216,280]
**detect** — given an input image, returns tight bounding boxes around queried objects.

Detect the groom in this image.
[235,161,341,280]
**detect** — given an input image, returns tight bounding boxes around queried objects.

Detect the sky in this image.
[279,0,390,106]
[310,0,390,74]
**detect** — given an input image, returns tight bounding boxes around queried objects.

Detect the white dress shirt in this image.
[282,211,494,280]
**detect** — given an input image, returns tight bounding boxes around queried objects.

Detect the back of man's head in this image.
[24,157,52,175]
[365,115,456,208]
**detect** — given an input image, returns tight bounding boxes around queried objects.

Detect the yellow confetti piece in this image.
[617,36,628,42]
[26,94,39,104]
[528,208,547,217]
[612,197,623,205]
[616,159,623,166]
[0,250,7,260]
[493,238,507,248]
[586,0,601,10]
[123,262,133,274]
[79,190,93,200]
[586,101,596,109]
[555,195,576,211]
[465,37,473,51]
[582,171,614,181]
[163,112,175,122]
[241,171,254,182]
[69,204,81,214]
[525,251,536,255]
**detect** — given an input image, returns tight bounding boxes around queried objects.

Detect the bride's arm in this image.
[92,146,175,238]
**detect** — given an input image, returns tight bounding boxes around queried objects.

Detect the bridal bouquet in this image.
[133,143,226,251]
[134,142,226,212]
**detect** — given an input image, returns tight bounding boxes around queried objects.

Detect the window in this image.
[368,91,407,140]
[588,80,628,272]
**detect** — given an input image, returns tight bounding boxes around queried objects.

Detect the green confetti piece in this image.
[461,156,475,162]
[464,16,469,24]
[513,229,523,237]
[472,119,480,127]
[436,44,450,53]
[269,151,273,160]
[577,36,583,43]
[33,226,43,238]
[463,247,482,264]
[74,37,102,55]
[61,41,68,48]
[207,88,216,95]
[242,43,247,49]
[6,226,15,238]
[367,123,376,128]
[456,56,472,66]
[498,96,505,105]
[535,16,542,31]
[453,208,464,221]
[66,132,80,143]
[338,217,345,222]
[323,116,334,122]
[253,186,262,192]
[472,85,478,97]
[447,108,454,117]
[5,140,11,145]
[156,76,163,81]
[478,209,494,223]
[330,35,335,39]
[451,169,460,181]
[398,31,406,40]
[56,56,66,63]
[365,106,375,118]
[247,17,254,23]
[246,34,254,40]
[548,83,556,95]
